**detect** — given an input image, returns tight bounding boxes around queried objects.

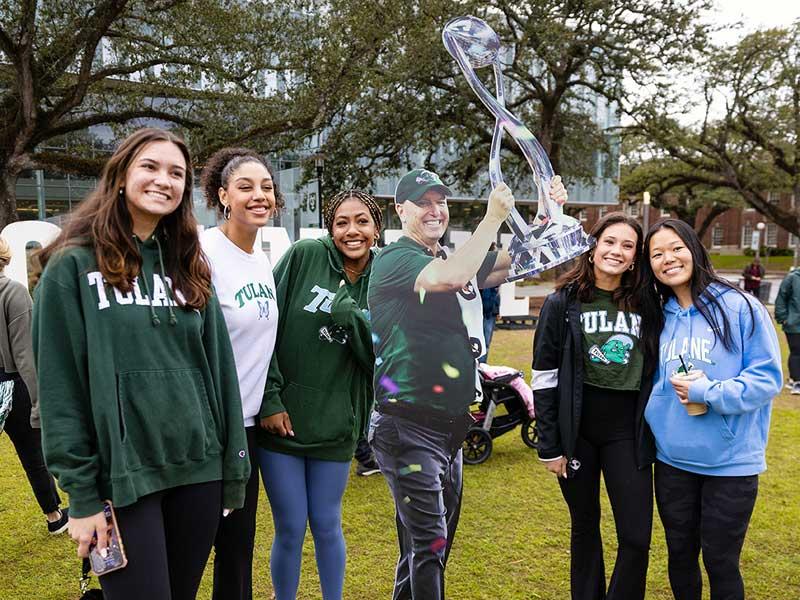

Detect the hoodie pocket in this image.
[116,369,219,470]
[647,393,734,468]
[281,382,355,446]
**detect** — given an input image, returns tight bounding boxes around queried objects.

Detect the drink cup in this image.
[675,369,707,416]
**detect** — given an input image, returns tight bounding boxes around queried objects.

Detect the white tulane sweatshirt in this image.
[201,227,278,426]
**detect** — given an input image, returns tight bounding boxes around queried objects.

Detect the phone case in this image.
[89,501,128,576]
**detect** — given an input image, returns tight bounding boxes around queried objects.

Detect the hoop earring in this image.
[588,254,594,264]
[222,204,231,220]
[629,262,635,271]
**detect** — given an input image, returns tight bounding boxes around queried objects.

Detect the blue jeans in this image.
[368,411,467,600]
[480,316,496,363]
[258,449,351,600]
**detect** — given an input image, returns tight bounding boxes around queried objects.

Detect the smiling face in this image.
[219,160,275,231]
[649,227,694,294]
[123,140,187,231]
[398,190,449,249]
[331,197,378,267]
[591,222,638,282]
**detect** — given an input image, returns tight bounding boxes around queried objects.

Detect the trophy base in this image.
[506,222,595,282]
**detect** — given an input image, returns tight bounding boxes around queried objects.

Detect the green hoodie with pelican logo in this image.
[32,237,250,518]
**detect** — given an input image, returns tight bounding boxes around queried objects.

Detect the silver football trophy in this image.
[443,16,594,280]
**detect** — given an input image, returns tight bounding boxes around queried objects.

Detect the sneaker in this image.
[47,507,69,535]
[356,457,382,477]
[791,383,800,396]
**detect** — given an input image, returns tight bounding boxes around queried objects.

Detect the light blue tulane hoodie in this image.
[645,285,782,476]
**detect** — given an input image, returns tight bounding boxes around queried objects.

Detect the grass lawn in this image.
[1,328,799,599]
[710,254,794,273]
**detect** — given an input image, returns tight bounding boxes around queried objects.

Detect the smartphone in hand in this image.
[89,501,128,576]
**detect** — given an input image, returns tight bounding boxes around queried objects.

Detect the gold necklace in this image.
[343,265,363,276]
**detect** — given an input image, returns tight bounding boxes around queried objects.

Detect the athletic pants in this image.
[2,377,61,514]
[212,426,260,600]
[99,480,222,600]
[655,461,758,600]
[369,410,468,600]
[785,333,800,381]
[558,387,653,600]
[258,449,350,600]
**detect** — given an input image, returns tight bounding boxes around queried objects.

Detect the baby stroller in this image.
[462,364,537,465]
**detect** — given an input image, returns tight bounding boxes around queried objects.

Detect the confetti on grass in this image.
[399,464,422,476]
[442,363,460,378]
[379,375,399,394]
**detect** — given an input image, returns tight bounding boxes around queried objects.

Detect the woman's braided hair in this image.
[200,147,284,215]
[323,189,383,235]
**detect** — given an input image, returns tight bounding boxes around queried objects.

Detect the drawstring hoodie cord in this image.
[154,235,178,326]
[134,234,177,327]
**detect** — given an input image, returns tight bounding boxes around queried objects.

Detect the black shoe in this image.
[47,507,69,535]
[356,457,381,477]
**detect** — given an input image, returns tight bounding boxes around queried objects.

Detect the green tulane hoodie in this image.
[258,236,375,461]
[32,238,250,518]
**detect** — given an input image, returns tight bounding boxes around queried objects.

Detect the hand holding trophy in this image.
[442,16,594,280]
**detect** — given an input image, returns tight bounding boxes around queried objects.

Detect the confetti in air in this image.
[379,375,399,394]
[403,496,411,504]
[375,357,383,367]
[399,464,422,476]
[388,397,398,403]
[371,333,380,344]
[442,363,460,378]
[432,384,444,394]
[419,287,427,304]
[430,537,447,553]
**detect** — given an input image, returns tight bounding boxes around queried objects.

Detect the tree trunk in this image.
[0,167,20,230]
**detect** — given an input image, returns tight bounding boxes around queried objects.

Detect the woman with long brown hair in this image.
[33,128,249,600]
[532,212,655,600]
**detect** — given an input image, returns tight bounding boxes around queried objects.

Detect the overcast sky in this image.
[709,0,799,42]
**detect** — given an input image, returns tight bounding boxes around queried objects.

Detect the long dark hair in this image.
[39,128,212,309]
[555,211,642,311]
[638,218,755,373]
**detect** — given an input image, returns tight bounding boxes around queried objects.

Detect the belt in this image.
[377,402,473,430]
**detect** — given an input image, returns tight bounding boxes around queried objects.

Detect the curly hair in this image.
[38,128,212,310]
[323,189,383,235]
[200,147,284,215]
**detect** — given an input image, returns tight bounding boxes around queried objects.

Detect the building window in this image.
[599,206,609,218]
[626,203,640,218]
[711,225,724,247]
[579,209,588,221]
[789,233,798,248]
[660,207,670,217]
[767,223,778,247]
[742,223,753,248]
[768,191,780,205]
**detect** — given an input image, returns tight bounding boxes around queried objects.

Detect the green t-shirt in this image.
[368,237,496,416]
[580,288,643,391]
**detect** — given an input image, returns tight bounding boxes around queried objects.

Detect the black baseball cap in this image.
[394,168,453,205]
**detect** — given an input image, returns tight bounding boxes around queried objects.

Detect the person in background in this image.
[0,236,69,534]
[200,147,282,600]
[533,212,653,600]
[479,241,501,363]
[258,189,382,600]
[639,219,781,600]
[34,128,249,600]
[775,266,800,393]
[742,256,764,298]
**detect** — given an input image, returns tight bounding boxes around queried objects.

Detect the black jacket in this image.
[531,287,655,469]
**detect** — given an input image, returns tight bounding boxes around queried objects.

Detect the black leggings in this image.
[212,426,260,600]
[2,378,61,514]
[558,388,653,600]
[99,480,222,600]
[655,461,758,600]
[785,333,800,381]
